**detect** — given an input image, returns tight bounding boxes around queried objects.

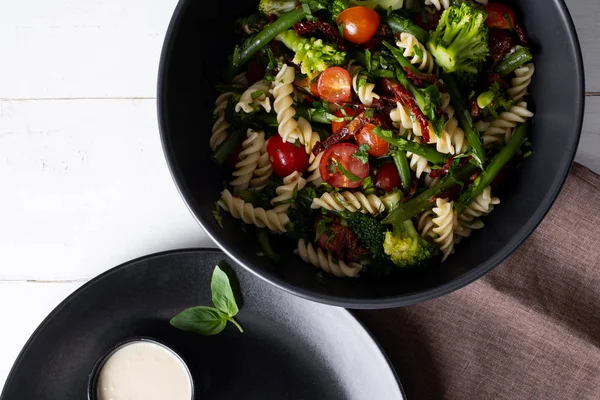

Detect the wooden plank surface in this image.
[0,99,213,280]
[565,0,600,93]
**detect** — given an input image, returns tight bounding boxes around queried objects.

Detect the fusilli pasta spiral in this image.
[230,129,265,191]
[432,198,456,262]
[348,60,380,106]
[296,239,363,278]
[425,0,487,9]
[271,171,308,213]
[272,64,301,143]
[236,80,272,114]
[307,152,324,186]
[481,102,533,146]
[396,33,434,73]
[507,63,535,102]
[218,190,289,233]
[250,138,272,191]
[297,116,320,158]
[210,92,234,151]
[311,191,385,215]
[454,186,499,244]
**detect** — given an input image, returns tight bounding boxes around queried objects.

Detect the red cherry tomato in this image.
[483,4,515,30]
[225,144,243,169]
[374,163,401,192]
[355,123,389,157]
[317,67,352,104]
[331,106,359,134]
[337,6,381,45]
[267,134,309,178]
[319,143,369,189]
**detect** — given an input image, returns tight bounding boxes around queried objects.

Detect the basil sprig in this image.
[170,265,244,335]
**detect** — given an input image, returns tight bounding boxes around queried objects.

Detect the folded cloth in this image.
[359,163,600,400]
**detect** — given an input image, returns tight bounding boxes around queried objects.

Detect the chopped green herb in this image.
[337,161,362,182]
[412,45,423,59]
[213,203,224,228]
[353,144,371,164]
[250,90,264,100]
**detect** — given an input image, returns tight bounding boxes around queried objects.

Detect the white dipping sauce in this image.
[96,341,192,400]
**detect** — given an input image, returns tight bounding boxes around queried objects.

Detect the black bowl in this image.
[158,0,585,309]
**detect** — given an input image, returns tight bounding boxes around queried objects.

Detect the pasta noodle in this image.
[425,0,487,9]
[481,102,533,146]
[230,129,265,192]
[507,63,535,102]
[432,198,456,262]
[396,33,434,73]
[249,138,272,191]
[235,80,272,114]
[296,239,363,278]
[348,60,380,106]
[307,152,324,186]
[297,116,320,158]
[454,186,499,244]
[272,64,301,143]
[210,92,234,151]
[271,171,308,213]
[218,190,289,233]
[417,210,436,239]
[311,191,385,215]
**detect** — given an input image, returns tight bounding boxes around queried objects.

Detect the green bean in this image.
[443,73,486,169]
[455,123,528,212]
[232,8,308,71]
[382,41,420,75]
[382,163,479,224]
[384,14,429,44]
[212,127,245,165]
[392,151,412,194]
[373,127,448,165]
[495,46,533,77]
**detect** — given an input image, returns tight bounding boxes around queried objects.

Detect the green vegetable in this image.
[277,30,347,78]
[456,123,528,213]
[372,126,448,165]
[296,103,342,125]
[392,152,412,194]
[213,203,224,228]
[329,0,349,19]
[382,40,420,75]
[258,0,297,16]
[443,73,486,168]
[362,176,375,195]
[346,213,391,271]
[383,219,441,269]
[212,127,246,166]
[257,228,280,263]
[383,162,479,224]
[496,46,533,77]
[170,265,244,335]
[336,160,362,182]
[353,144,371,164]
[384,13,429,44]
[349,0,404,11]
[381,190,402,210]
[478,82,513,121]
[287,187,317,240]
[426,2,489,74]
[232,8,308,71]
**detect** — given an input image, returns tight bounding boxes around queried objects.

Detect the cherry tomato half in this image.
[374,163,401,192]
[267,134,309,178]
[331,106,359,134]
[355,123,389,157]
[317,67,352,104]
[483,4,515,30]
[319,142,369,189]
[294,76,319,97]
[337,6,381,45]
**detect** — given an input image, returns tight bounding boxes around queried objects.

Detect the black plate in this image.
[157,0,585,308]
[0,249,404,400]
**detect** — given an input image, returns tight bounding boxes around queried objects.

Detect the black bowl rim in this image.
[157,0,585,309]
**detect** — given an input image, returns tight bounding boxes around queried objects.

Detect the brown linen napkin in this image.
[358,163,600,400]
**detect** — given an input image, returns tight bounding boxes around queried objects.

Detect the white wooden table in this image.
[0,0,598,391]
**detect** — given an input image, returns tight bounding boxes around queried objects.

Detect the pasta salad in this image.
[210,0,534,278]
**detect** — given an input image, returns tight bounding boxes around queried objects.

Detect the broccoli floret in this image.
[286,187,317,240]
[477,82,513,121]
[329,0,349,19]
[426,2,489,74]
[277,30,347,78]
[346,213,391,271]
[259,0,297,16]
[383,219,441,269]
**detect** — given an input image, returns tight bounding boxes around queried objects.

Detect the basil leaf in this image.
[170,306,227,336]
[211,266,239,317]
[336,161,362,182]
[353,144,371,164]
